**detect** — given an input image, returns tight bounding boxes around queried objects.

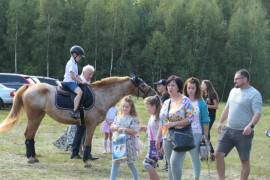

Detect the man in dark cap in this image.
[154,79,170,171]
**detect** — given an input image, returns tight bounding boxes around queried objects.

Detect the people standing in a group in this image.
[215,69,262,180]
[154,79,170,171]
[69,65,98,161]
[100,105,119,154]
[201,80,219,161]
[156,75,194,180]
[110,96,140,180]
[183,77,210,180]
[140,95,163,180]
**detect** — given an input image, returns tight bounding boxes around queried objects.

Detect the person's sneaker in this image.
[70,110,80,119]
[162,164,168,171]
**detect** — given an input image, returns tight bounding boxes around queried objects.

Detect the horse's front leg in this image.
[83,122,96,168]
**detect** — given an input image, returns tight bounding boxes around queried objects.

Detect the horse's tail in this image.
[0,84,29,133]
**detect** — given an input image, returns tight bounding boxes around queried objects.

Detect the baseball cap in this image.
[154,79,166,86]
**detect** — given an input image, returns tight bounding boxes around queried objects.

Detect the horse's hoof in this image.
[33,157,40,163]
[84,162,92,168]
[84,164,92,168]
[27,157,35,164]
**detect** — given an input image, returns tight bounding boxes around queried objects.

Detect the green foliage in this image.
[1,0,270,100]
[226,0,270,99]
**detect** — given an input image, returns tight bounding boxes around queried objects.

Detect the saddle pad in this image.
[55,85,95,110]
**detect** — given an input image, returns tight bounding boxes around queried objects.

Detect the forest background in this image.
[0,0,270,101]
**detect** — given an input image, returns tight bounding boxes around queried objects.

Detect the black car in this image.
[0,73,30,90]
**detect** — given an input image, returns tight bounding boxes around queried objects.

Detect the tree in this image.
[0,0,10,72]
[82,0,107,80]
[31,0,64,78]
[141,31,174,84]
[226,0,270,99]
[6,0,38,74]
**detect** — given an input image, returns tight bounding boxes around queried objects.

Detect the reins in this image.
[131,78,152,99]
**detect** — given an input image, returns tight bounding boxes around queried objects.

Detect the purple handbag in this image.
[148,120,163,160]
[149,140,163,160]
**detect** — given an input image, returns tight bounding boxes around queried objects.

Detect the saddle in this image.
[55,83,95,111]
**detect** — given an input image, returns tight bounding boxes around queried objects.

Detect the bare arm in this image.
[217,108,229,134]
[203,124,209,139]
[118,127,138,135]
[105,118,111,125]
[208,99,219,109]
[70,71,86,84]
[165,118,190,129]
[110,125,119,132]
[242,113,261,135]
[155,125,163,150]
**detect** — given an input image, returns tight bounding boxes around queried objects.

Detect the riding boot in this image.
[83,146,91,162]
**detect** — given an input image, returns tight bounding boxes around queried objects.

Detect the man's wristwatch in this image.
[249,123,254,129]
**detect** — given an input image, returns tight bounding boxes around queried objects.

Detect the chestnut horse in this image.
[0,74,156,167]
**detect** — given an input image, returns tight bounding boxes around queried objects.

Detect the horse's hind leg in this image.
[24,110,45,164]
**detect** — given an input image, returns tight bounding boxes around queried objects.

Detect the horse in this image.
[0,74,156,168]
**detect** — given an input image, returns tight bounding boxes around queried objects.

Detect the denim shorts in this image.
[62,82,79,92]
[216,126,254,160]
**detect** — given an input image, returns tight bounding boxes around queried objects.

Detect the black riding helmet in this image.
[70,45,85,57]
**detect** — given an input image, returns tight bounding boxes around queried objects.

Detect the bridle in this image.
[131,77,153,99]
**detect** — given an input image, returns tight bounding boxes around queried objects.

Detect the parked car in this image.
[34,76,61,86]
[19,74,38,84]
[0,73,31,90]
[0,84,16,108]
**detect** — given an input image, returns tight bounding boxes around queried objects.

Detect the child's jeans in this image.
[110,161,138,180]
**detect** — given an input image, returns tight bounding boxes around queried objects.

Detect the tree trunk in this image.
[14,17,18,73]
[46,15,51,77]
[110,11,117,77]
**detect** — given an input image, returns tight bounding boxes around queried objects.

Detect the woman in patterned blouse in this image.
[156,75,194,180]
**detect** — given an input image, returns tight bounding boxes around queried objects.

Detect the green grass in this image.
[0,100,269,180]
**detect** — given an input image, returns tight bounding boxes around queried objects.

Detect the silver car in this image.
[0,84,16,108]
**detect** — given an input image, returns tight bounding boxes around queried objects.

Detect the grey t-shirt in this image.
[225,86,262,130]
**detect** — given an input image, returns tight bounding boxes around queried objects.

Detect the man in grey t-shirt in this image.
[215,69,262,180]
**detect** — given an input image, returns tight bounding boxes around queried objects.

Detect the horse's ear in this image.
[135,76,139,83]
[130,72,135,78]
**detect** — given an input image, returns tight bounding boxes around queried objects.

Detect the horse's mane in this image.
[91,76,130,88]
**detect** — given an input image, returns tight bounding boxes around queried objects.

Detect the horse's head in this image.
[130,72,157,98]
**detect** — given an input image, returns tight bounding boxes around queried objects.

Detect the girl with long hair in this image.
[201,80,219,161]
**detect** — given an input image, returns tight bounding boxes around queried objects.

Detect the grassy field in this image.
[0,99,269,180]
